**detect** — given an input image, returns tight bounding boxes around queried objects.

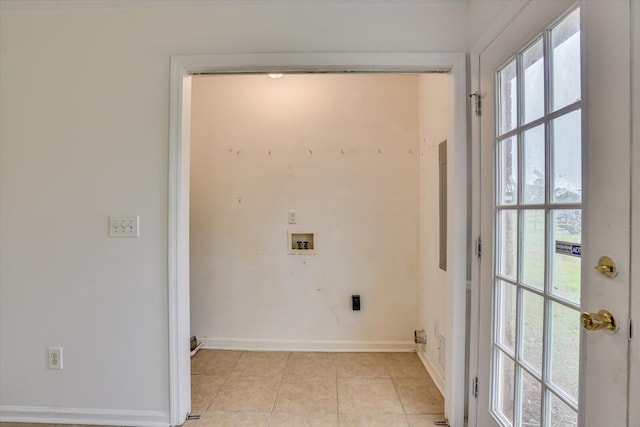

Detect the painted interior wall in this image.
[416,74,451,391]
[12,0,631,424]
[468,0,520,43]
[0,2,471,422]
[189,74,420,349]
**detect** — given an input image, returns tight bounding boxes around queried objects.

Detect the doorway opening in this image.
[189,72,447,351]
[187,71,448,422]
[168,53,467,427]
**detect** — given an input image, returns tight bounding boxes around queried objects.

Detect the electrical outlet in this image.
[109,215,140,237]
[288,210,297,224]
[48,347,63,370]
[352,295,361,311]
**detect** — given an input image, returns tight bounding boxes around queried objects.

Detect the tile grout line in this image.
[336,360,341,426]
[390,374,411,426]
[194,349,245,422]
[384,360,412,425]
[266,351,291,426]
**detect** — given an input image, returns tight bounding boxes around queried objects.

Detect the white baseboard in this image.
[417,350,445,396]
[0,405,168,427]
[198,337,416,352]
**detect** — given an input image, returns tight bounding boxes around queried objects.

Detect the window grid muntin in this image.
[491,6,582,426]
[495,101,582,144]
[493,270,580,312]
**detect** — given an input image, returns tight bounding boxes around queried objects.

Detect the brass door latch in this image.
[581,310,618,333]
[594,256,617,278]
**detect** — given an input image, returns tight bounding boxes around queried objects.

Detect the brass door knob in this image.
[594,256,617,278]
[581,310,618,332]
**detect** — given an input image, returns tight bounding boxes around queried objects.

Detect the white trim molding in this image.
[629,1,640,425]
[198,338,416,352]
[169,51,467,427]
[417,350,446,396]
[172,52,456,75]
[0,405,168,427]
[168,58,192,427]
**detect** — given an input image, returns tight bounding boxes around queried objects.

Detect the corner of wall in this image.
[417,73,451,388]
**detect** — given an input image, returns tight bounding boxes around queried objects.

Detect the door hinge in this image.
[629,318,633,341]
[476,238,482,258]
[470,92,482,116]
[472,376,479,398]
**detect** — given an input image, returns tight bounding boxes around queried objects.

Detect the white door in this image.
[475,1,632,426]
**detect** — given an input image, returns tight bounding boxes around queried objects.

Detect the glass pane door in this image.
[491,8,582,427]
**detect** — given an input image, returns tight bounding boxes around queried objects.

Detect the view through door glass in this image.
[492,8,582,426]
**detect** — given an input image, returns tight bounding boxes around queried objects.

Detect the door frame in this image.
[468,4,531,425]
[167,52,468,426]
[631,2,640,425]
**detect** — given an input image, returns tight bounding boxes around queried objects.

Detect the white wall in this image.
[189,74,419,349]
[416,74,451,391]
[468,0,520,43]
[0,2,470,423]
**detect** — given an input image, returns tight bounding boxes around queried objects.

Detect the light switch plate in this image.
[288,210,297,224]
[109,215,140,237]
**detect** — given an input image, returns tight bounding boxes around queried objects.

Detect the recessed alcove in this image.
[288,230,315,254]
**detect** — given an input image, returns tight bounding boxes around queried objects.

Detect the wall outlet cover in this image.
[48,347,63,370]
[109,215,140,237]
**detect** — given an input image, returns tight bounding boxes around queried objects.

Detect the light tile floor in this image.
[0,351,445,427]
[188,350,444,426]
